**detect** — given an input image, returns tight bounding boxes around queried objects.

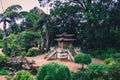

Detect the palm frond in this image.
[6,12,21,19]
[5,4,22,12]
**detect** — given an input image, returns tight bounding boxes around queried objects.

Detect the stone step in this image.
[57,53,68,59]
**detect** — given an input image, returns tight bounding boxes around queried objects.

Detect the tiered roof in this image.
[55,32,75,41]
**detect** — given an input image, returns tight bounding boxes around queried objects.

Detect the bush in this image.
[13,70,33,80]
[110,53,120,62]
[74,54,91,69]
[91,48,119,60]
[36,62,71,80]
[108,62,120,80]
[90,49,104,59]
[88,63,108,79]
[104,58,117,66]
[72,69,91,80]
[0,54,8,65]
[68,44,75,55]
[105,58,120,80]
[21,51,27,58]
[27,48,40,56]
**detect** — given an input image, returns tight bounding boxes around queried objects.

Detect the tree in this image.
[38,14,50,52]
[74,54,91,69]
[38,0,115,51]
[36,62,72,80]
[110,0,120,31]
[20,8,50,52]
[0,4,22,39]
[74,54,91,80]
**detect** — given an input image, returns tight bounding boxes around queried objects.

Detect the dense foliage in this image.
[36,62,72,80]
[88,63,108,79]
[13,70,33,80]
[108,62,120,80]
[16,31,40,51]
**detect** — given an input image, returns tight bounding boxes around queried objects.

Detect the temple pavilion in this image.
[45,32,75,61]
[55,32,75,49]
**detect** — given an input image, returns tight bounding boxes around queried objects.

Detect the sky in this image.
[0,0,49,29]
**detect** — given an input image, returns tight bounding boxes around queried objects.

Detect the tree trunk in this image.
[82,64,84,70]
[40,29,45,52]
[45,26,49,52]
[3,21,7,39]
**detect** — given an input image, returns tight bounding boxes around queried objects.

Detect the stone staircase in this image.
[45,48,74,61]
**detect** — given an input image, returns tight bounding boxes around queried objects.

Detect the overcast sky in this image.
[0,0,49,29]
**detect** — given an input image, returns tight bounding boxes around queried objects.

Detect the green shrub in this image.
[21,51,27,58]
[68,44,75,55]
[36,62,71,80]
[90,49,104,59]
[110,53,120,62]
[106,48,117,54]
[27,48,40,56]
[103,48,118,59]
[88,63,108,79]
[72,69,91,80]
[91,48,119,60]
[108,62,120,80]
[13,70,33,80]
[74,54,91,69]
[104,58,120,80]
[104,58,117,66]
[0,54,8,65]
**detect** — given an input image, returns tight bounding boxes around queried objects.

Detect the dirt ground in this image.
[0,48,3,54]
[0,76,6,80]
[26,54,104,72]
